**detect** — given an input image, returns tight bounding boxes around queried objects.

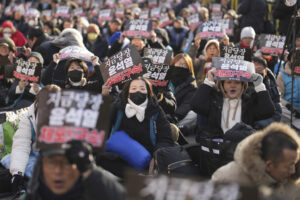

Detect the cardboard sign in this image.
[217,19,234,36]
[150,7,161,18]
[126,173,259,200]
[220,46,252,62]
[99,46,145,86]
[139,10,150,20]
[293,50,300,76]
[42,10,52,18]
[13,59,42,83]
[142,58,170,87]
[159,14,173,28]
[105,0,115,8]
[187,13,203,31]
[197,21,224,40]
[148,0,158,8]
[143,48,173,65]
[58,46,94,63]
[55,6,70,18]
[36,90,112,150]
[73,7,86,17]
[115,7,125,18]
[258,34,286,55]
[98,9,113,22]
[24,8,40,18]
[213,57,255,82]
[124,19,152,39]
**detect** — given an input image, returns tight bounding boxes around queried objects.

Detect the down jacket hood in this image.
[51,28,86,49]
[234,122,300,186]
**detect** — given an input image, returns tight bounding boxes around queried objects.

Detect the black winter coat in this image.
[238,0,267,34]
[83,35,108,62]
[111,98,174,154]
[191,83,275,141]
[172,75,197,121]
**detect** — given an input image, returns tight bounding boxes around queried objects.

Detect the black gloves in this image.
[65,140,94,173]
[11,173,25,194]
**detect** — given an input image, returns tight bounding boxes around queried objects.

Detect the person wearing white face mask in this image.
[0,20,27,47]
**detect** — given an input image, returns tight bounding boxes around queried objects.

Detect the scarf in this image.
[125,98,148,122]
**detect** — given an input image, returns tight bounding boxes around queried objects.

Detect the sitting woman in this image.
[8,52,43,109]
[98,77,174,178]
[47,53,102,93]
[169,53,197,134]
[190,67,275,176]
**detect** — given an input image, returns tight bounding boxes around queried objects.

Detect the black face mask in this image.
[68,70,83,83]
[174,27,183,33]
[129,91,147,105]
[170,67,191,87]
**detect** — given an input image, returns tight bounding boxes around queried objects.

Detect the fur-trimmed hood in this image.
[234,122,300,186]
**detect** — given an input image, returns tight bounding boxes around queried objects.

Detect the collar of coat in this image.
[234,122,300,186]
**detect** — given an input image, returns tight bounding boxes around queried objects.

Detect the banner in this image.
[142,58,171,87]
[58,46,94,63]
[124,19,152,39]
[98,9,113,22]
[197,21,224,40]
[55,6,70,18]
[36,89,112,150]
[143,48,173,65]
[220,46,252,62]
[126,173,259,200]
[257,34,286,55]
[13,59,42,83]
[99,46,145,86]
[212,57,255,82]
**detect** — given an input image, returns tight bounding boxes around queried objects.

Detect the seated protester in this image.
[235,26,255,49]
[83,24,108,62]
[188,38,220,85]
[49,54,103,93]
[8,52,44,109]
[0,85,61,194]
[0,37,15,107]
[98,77,174,178]
[251,56,282,129]
[22,140,125,200]
[190,67,275,176]
[276,49,300,128]
[212,123,300,200]
[169,53,197,129]
[108,31,165,57]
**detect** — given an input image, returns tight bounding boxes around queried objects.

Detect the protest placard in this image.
[99,45,145,86]
[148,0,158,8]
[143,48,173,65]
[115,7,125,18]
[126,172,259,200]
[257,34,286,55]
[197,21,224,40]
[139,10,150,19]
[220,45,252,62]
[159,14,173,28]
[55,6,70,18]
[124,19,152,39]
[150,7,161,18]
[36,89,112,150]
[24,8,40,18]
[217,18,234,36]
[187,13,203,31]
[42,10,52,18]
[142,58,171,87]
[13,59,42,83]
[58,46,94,63]
[105,0,115,8]
[212,57,255,82]
[98,9,113,22]
[73,7,86,17]
[210,3,222,13]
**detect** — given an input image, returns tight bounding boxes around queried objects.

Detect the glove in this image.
[65,140,94,173]
[11,173,25,194]
[251,73,263,87]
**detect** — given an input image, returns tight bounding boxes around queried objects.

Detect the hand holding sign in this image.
[53,53,60,64]
[207,67,217,82]
[251,73,263,87]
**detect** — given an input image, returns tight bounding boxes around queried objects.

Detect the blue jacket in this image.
[281,72,300,108]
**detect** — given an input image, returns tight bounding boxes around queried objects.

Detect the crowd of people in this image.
[0,0,300,199]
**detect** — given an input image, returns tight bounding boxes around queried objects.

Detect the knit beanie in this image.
[28,52,44,65]
[240,26,256,39]
[109,32,121,46]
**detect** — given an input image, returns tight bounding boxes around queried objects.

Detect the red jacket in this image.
[0,21,27,47]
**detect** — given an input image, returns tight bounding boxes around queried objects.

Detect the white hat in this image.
[240,26,256,39]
